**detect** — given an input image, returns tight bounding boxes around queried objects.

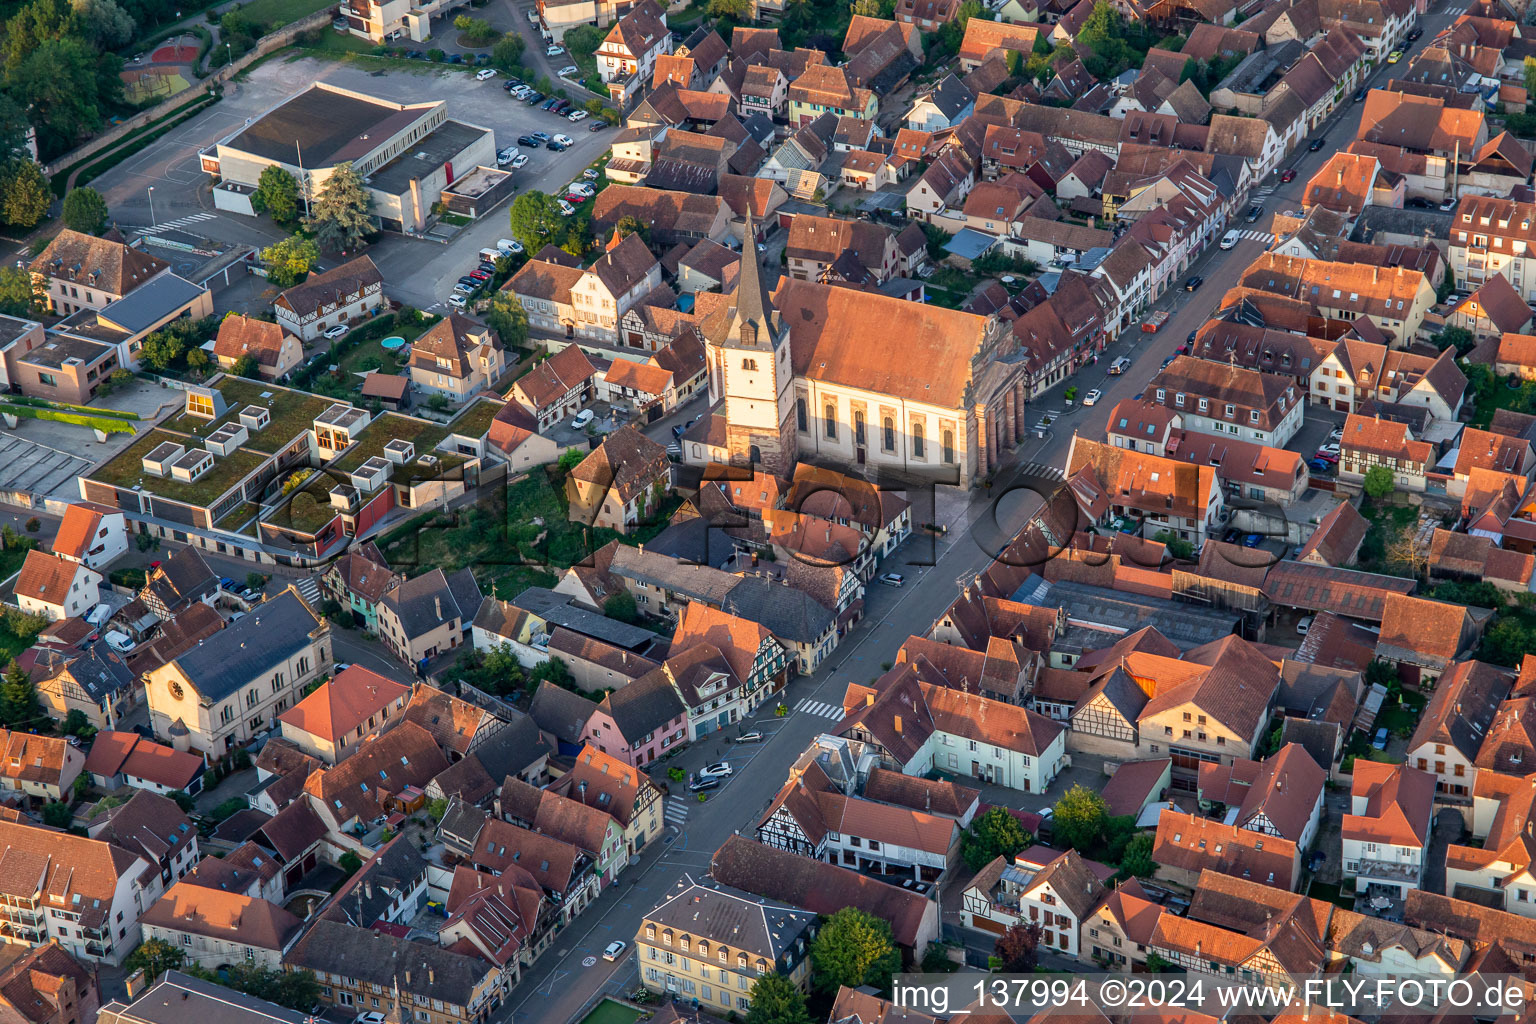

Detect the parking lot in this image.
[91,56,615,310]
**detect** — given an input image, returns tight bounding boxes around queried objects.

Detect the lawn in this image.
[1355,498,1418,571]
[577,1000,641,1024]
[238,0,337,28]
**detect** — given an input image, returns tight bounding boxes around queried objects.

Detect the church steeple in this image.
[726,214,781,349]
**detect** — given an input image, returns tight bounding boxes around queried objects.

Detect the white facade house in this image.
[15,551,103,622]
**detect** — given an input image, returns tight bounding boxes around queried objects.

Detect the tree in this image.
[231,354,258,379]
[62,185,109,234]
[562,23,605,58]
[246,571,266,591]
[306,162,372,252]
[1525,56,1536,101]
[746,973,811,1024]
[60,708,91,736]
[338,851,363,874]
[484,290,529,349]
[125,938,185,982]
[1383,523,1428,578]
[0,659,40,730]
[71,0,135,48]
[1053,784,1109,852]
[252,165,300,223]
[492,32,526,70]
[1432,325,1474,354]
[508,190,567,253]
[1363,466,1395,500]
[167,789,194,812]
[613,214,650,245]
[260,233,319,288]
[994,922,1041,973]
[707,0,751,17]
[809,907,901,994]
[851,0,881,13]
[1121,832,1156,877]
[604,589,639,623]
[41,801,71,827]
[0,159,51,229]
[186,348,209,372]
[0,266,37,316]
[453,14,498,43]
[960,805,1029,871]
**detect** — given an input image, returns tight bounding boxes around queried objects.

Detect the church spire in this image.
[727,213,780,348]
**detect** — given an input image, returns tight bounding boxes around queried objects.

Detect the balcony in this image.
[1355,859,1420,884]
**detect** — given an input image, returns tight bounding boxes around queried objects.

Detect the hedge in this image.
[5,396,138,420]
[0,404,137,434]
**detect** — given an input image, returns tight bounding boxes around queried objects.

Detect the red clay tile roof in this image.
[277,666,410,744]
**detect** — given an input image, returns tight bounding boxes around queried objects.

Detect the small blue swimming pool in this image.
[381,336,405,351]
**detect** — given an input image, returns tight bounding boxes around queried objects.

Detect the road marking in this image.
[664,797,690,825]
[793,698,843,719]
[1233,229,1274,243]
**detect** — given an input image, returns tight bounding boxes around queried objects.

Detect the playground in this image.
[121,66,192,102]
[151,42,202,62]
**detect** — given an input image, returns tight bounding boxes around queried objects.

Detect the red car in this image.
[1280,168,1297,182]
[468,270,491,281]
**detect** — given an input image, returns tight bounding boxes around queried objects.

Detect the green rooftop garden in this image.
[88,429,271,508]
[164,377,335,454]
[443,397,504,442]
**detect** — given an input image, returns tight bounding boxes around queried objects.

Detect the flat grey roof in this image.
[370,120,489,196]
[98,971,309,1024]
[0,315,39,349]
[225,85,429,167]
[1020,578,1241,651]
[99,273,206,335]
[21,333,114,370]
[512,586,658,650]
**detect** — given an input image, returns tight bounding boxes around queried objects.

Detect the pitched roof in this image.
[402,684,497,759]
[212,314,292,365]
[1297,500,1369,567]
[643,872,818,960]
[15,551,87,607]
[1407,659,1511,759]
[1343,760,1434,848]
[1378,593,1476,665]
[29,228,169,294]
[51,502,115,562]
[570,425,670,512]
[170,591,323,703]
[277,666,410,744]
[1153,810,1298,888]
[82,731,203,791]
[304,719,449,824]
[274,254,383,318]
[140,881,303,949]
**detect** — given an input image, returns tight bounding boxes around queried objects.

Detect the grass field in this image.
[576,1000,641,1024]
[239,0,337,28]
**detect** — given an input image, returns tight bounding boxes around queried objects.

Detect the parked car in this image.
[879,573,905,587]
[447,294,468,310]
[1243,533,1263,548]
[1354,86,1368,102]
[568,110,589,122]
[548,138,571,152]
[1317,443,1341,456]
[735,731,764,743]
[510,154,529,169]
[1222,527,1240,544]
[567,182,595,198]
[1280,168,1297,182]
[457,276,481,288]
[1313,450,1339,464]
[498,238,524,255]
[1184,276,1203,291]
[1108,356,1132,374]
[1372,727,1389,750]
[688,777,720,793]
[1308,457,1332,473]
[468,270,491,283]
[218,577,236,590]
[545,43,564,56]
[1408,26,1421,39]
[1308,137,1325,151]
[602,941,628,961]
[104,631,135,654]
[447,54,463,64]
[1219,229,1240,250]
[517,134,543,147]
[1440,198,1458,212]
[475,67,496,80]
[1297,616,1313,635]
[542,97,559,110]
[477,261,498,274]
[1082,387,1102,406]
[699,762,732,779]
[1327,426,1344,443]
[356,1013,388,1024]
[558,64,579,77]
[1387,49,1403,62]
[557,198,575,215]
[525,92,545,105]
[1160,356,1175,371]
[571,408,594,429]
[1245,204,1264,222]
[323,324,349,339]
[582,168,600,180]
[589,121,610,132]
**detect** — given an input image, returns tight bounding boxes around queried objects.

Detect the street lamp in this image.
[225,42,232,67]
[147,186,156,228]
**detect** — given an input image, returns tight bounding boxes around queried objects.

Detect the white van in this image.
[478,247,503,264]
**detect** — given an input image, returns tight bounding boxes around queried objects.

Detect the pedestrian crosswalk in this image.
[139,212,216,236]
[793,698,844,720]
[1251,185,1277,199]
[664,796,690,826]
[294,575,322,606]
[1229,229,1275,244]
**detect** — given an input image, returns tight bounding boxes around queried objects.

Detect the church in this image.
[682,219,1035,488]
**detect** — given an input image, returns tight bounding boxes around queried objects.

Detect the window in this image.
[742,358,757,371]
[913,421,925,458]
[883,417,895,451]
[854,411,865,445]
[824,403,837,440]
[796,398,807,432]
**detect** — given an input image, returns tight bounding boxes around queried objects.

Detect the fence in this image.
[43,10,335,178]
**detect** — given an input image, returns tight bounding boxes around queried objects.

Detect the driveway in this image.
[1422,807,1465,896]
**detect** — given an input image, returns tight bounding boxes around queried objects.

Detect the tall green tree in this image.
[71,0,135,48]
[260,233,319,287]
[252,165,300,223]
[62,185,109,233]
[1363,466,1395,500]
[124,938,186,981]
[484,291,529,349]
[0,266,37,316]
[1121,832,1156,878]
[307,162,372,252]
[746,973,812,1024]
[491,31,525,70]
[960,805,1030,871]
[6,39,110,158]
[808,907,901,994]
[508,190,566,253]
[0,159,51,229]
[0,659,40,730]
[1053,784,1109,852]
